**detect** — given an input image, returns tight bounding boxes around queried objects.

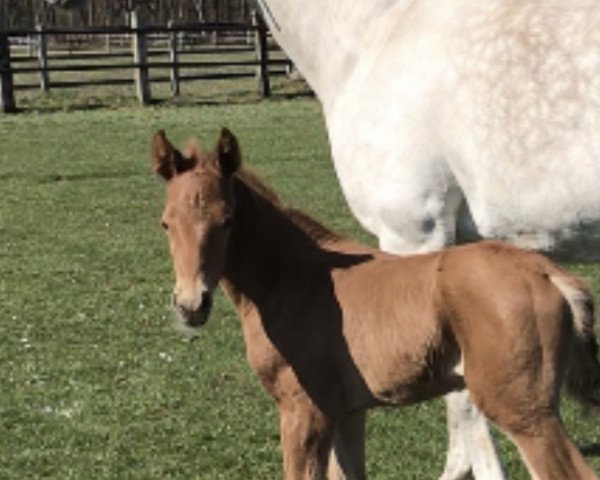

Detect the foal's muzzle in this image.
[172,291,213,328]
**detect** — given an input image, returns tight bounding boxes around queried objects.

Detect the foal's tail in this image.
[551,274,600,408]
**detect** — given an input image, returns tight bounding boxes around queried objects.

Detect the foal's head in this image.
[151,128,241,329]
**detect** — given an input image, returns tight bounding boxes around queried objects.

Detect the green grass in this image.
[1,95,599,479]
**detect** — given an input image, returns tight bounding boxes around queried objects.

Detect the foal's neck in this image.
[220,177,329,312]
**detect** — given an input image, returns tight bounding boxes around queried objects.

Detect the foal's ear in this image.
[151,130,196,181]
[217,127,241,177]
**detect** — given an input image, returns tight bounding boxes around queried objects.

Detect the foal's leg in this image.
[278,402,334,480]
[327,410,366,480]
[458,307,597,479]
[503,416,598,480]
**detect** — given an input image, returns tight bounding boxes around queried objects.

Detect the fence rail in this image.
[0,12,292,113]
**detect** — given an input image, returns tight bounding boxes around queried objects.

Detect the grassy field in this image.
[1,89,600,479]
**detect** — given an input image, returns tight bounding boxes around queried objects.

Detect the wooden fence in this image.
[0,11,293,113]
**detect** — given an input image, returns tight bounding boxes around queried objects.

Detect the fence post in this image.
[28,34,35,57]
[252,11,270,98]
[36,24,49,92]
[168,20,179,96]
[0,30,15,113]
[131,10,151,105]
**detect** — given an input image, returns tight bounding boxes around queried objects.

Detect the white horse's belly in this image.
[326,97,461,254]
[326,0,600,260]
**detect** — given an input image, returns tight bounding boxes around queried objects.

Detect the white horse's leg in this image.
[439,391,471,480]
[440,390,505,480]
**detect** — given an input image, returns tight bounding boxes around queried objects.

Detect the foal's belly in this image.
[370,369,465,407]
[361,332,465,407]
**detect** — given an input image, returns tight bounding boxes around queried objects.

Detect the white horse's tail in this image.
[550,274,600,408]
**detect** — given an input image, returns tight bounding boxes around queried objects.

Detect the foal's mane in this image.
[235,168,345,245]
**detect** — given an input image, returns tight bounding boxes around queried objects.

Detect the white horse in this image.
[254,0,600,479]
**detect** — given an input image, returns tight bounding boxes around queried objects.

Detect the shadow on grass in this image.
[9,99,150,115]
[8,83,315,115]
[0,171,143,183]
[39,171,143,183]
[147,85,314,109]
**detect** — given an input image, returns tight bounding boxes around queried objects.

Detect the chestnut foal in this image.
[151,128,600,480]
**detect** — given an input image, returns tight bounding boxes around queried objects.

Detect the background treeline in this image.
[0,0,252,29]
